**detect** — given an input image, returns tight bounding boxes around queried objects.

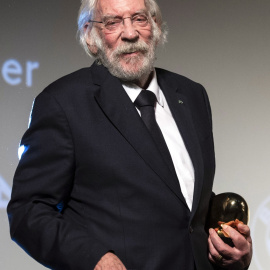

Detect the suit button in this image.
[189,226,194,233]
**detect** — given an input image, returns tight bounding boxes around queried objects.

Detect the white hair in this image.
[77,0,168,57]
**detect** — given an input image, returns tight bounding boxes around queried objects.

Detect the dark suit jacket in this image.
[7,62,216,270]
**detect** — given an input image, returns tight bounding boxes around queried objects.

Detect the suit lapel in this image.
[90,63,187,206]
[156,70,204,218]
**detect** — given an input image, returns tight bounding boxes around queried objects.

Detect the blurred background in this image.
[1,0,269,269]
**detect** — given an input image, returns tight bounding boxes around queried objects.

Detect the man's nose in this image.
[121,18,139,41]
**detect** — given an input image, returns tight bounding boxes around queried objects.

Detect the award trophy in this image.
[207,192,249,246]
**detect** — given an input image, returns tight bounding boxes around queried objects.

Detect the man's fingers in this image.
[209,228,233,257]
[236,223,250,234]
[237,223,252,243]
[208,233,221,260]
[208,251,217,264]
[208,231,218,255]
[208,232,232,268]
[222,224,250,249]
[209,225,252,269]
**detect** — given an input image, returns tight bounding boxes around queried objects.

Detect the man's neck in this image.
[133,71,154,89]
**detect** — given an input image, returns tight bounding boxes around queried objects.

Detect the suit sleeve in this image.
[7,91,108,270]
[200,84,213,132]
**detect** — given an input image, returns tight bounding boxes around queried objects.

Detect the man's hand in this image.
[94,252,127,270]
[208,223,252,269]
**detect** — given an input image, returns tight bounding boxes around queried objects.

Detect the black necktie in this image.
[134,90,176,175]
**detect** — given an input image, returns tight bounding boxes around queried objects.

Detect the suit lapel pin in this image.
[178,100,184,104]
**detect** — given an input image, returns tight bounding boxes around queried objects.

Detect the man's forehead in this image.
[96,0,147,16]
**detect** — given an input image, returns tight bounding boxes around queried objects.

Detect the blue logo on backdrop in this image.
[0,175,11,209]
[251,196,270,270]
[1,59,39,87]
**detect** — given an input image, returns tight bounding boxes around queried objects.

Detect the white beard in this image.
[91,27,157,82]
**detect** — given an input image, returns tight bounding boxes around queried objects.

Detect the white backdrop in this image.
[1,0,269,269]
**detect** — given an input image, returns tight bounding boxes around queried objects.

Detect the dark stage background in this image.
[1,1,269,269]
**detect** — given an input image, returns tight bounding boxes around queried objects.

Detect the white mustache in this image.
[113,41,149,56]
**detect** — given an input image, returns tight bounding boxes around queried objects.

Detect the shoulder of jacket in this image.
[155,67,204,92]
[42,66,94,97]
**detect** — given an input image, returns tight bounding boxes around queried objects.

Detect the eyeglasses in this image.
[88,14,149,32]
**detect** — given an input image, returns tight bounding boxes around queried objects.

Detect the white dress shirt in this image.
[122,70,195,210]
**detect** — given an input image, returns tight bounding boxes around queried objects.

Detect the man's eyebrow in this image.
[101,9,148,20]
[101,14,120,21]
[134,9,148,15]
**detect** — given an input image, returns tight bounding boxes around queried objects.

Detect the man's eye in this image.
[133,16,147,22]
[106,20,120,26]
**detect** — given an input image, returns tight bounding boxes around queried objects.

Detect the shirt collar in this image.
[122,70,164,107]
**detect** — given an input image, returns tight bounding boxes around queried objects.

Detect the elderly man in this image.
[7,0,252,269]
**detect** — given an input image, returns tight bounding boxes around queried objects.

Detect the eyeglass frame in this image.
[88,13,150,31]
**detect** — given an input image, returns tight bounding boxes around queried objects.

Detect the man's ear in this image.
[84,23,98,55]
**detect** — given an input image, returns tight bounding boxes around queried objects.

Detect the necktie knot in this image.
[134,90,157,108]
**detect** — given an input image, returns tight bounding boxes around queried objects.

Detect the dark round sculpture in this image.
[207,192,249,246]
